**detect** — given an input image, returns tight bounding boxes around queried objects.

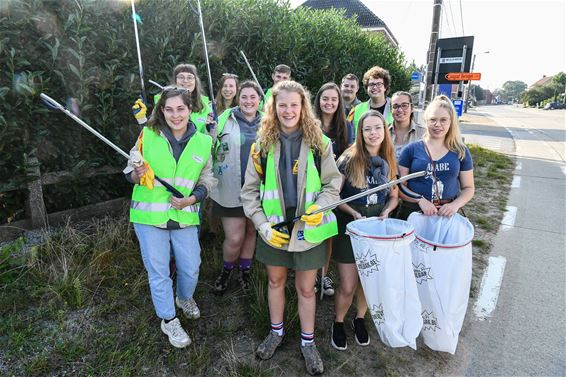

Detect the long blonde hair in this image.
[338,110,397,188]
[257,80,324,155]
[424,95,466,159]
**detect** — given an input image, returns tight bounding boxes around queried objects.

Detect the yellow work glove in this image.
[301,204,323,227]
[132,98,147,124]
[259,222,290,248]
[139,162,155,189]
[131,151,154,190]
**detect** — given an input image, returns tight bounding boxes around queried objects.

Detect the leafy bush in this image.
[1,0,410,223]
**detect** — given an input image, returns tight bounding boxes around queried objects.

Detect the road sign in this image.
[411,71,421,81]
[440,57,463,64]
[445,72,482,81]
[432,36,475,84]
[452,99,463,117]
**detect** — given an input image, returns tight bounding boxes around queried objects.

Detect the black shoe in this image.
[214,268,234,293]
[238,268,251,291]
[331,322,347,351]
[352,318,370,346]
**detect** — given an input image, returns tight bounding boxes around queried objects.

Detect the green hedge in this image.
[0,0,410,223]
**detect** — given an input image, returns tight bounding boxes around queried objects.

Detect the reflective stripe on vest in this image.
[260,137,338,243]
[130,127,212,226]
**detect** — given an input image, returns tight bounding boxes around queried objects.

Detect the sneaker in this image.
[352,318,370,346]
[160,318,191,348]
[321,276,335,296]
[256,331,284,360]
[214,268,234,293]
[175,297,200,319]
[331,322,347,351]
[238,268,251,291]
[300,343,324,375]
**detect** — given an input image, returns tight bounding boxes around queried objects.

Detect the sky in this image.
[291,0,566,91]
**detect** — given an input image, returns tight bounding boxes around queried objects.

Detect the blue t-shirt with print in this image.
[398,141,473,201]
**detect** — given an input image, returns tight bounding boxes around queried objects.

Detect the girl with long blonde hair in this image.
[242,80,342,375]
[330,110,399,351]
[398,94,474,218]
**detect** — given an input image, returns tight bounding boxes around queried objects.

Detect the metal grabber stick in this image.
[239,50,266,99]
[272,171,427,230]
[195,0,218,124]
[131,0,147,102]
[40,93,183,198]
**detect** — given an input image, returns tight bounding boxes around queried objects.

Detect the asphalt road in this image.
[445,105,566,376]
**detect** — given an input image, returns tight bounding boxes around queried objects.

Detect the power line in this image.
[459,0,465,35]
[447,0,459,36]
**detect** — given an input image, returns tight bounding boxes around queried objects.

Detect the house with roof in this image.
[529,75,554,89]
[300,0,398,47]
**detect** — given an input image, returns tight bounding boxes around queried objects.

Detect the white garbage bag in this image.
[347,218,423,349]
[407,213,474,354]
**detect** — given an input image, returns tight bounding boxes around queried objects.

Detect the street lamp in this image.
[464,51,490,112]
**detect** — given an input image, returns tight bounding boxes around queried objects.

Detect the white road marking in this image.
[501,206,517,230]
[474,256,507,320]
[561,166,566,176]
[511,176,521,188]
[516,162,522,171]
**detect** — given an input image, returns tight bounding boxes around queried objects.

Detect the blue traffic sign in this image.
[411,71,421,81]
[452,99,463,117]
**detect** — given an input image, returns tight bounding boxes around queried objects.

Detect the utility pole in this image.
[425,0,442,104]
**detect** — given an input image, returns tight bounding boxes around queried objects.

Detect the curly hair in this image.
[362,66,391,94]
[257,80,324,156]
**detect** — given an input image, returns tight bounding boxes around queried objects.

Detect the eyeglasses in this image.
[427,118,450,126]
[176,74,196,82]
[362,125,384,133]
[392,102,411,110]
[367,82,384,89]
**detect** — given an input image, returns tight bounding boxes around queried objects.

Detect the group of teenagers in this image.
[124,62,475,375]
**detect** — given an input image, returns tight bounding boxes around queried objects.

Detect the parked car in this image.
[543,102,566,110]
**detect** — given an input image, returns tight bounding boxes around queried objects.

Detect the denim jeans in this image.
[134,223,201,320]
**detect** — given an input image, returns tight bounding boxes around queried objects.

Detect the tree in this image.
[470,84,485,101]
[500,80,528,101]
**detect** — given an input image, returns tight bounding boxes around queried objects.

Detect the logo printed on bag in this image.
[355,249,380,277]
[370,303,385,326]
[413,263,433,284]
[422,310,441,331]
[413,238,432,252]
[297,230,305,240]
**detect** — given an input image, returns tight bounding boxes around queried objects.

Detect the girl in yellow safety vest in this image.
[241,80,341,376]
[331,110,399,351]
[132,64,213,134]
[125,87,216,349]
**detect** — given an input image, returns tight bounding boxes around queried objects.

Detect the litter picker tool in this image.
[239,50,266,98]
[40,93,184,198]
[194,0,218,123]
[131,0,147,102]
[149,80,164,90]
[272,171,426,230]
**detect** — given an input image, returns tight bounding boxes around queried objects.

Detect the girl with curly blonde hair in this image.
[242,80,342,375]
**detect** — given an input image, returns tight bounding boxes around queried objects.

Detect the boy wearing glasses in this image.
[348,66,393,133]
